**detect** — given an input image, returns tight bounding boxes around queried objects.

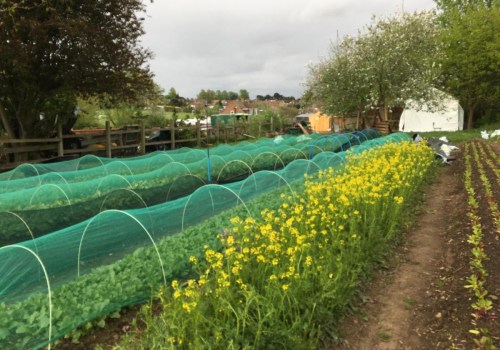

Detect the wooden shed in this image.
[308,112,345,133]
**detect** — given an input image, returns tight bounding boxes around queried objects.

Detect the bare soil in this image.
[333,141,500,350]
[54,141,500,350]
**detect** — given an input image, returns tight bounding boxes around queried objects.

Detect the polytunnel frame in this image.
[8,163,40,181]
[237,170,296,202]
[237,141,255,148]
[172,146,194,154]
[210,144,234,156]
[99,188,149,213]
[165,174,207,202]
[0,244,53,349]
[324,134,353,152]
[281,158,323,182]
[362,128,380,140]
[208,154,227,167]
[306,144,325,159]
[77,209,167,285]
[181,184,252,232]
[0,211,39,252]
[28,183,72,208]
[216,160,254,183]
[76,154,105,171]
[146,153,175,171]
[310,151,347,170]
[177,149,207,163]
[157,161,192,176]
[387,133,410,142]
[104,160,134,177]
[346,133,363,147]
[220,149,253,160]
[96,173,132,195]
[250,152,286,171]
[310,135,338,152]
[40,172,70,187]
[350,130,369,143]
[152,161,196,186]
[278,148,308,162]
[206,154,227,184]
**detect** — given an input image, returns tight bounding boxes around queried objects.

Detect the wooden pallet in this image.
[375,120,391,133]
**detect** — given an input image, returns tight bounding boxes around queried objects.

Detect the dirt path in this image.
[334,157,466,350]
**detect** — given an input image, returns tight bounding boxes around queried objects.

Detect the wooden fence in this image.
[0,119,255,171]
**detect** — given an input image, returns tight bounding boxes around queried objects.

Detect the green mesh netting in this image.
[0,130,380,244]
[0,131,409,350]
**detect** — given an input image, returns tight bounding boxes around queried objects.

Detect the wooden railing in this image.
[0,119,255,170]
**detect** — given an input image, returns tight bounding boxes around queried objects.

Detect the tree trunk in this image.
[380,105,388,121]
[356,110,360,130]
[467,101,475,130]
[0,100,16,139]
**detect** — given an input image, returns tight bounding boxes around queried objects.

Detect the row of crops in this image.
[0,131,380,245]
[463,141,499,348]
[0,131,414,349]
[113,139,437,349]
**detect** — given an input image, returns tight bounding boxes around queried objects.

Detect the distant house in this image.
[219,100,258,116]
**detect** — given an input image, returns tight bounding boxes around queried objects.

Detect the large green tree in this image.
[435,0,500,128]
[0,0,155,139]
[239,89,250,100]
[305,12,441,122]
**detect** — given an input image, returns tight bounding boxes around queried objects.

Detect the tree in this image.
[239,89,250,100]
[227,91,239,100]
[435,1,500,128]
[306,12,441,121]
[0,0,155,139]
[165,87,186,107]
[305,35,370,124]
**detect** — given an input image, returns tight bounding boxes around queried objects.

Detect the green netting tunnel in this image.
[0,131,379,244]
[0,132,410,350]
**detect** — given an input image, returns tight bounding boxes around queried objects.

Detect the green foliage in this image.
[247,110,286,136]
[435,1,500,128]
[197,89,242,101]
[306,12,441,119]
[0,0,155,138]
[0,184,293,350]
[163,87,187,107]
[239,89,250,100]
[115,142,435,349]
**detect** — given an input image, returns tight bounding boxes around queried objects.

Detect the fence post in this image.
[139,119,146,155]
[57,123,64,157]
[105,120,112,158]
[170,119,176,150]
[196,120,201,147]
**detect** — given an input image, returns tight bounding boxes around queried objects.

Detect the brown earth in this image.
[54,141,500,350]
[333,140,499,350]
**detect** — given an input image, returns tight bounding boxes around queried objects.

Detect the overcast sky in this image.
[141,0,436,99]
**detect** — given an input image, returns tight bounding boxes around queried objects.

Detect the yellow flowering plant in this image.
[117,141,435,349]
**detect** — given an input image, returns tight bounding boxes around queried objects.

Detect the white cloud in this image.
[141,0,435,99]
